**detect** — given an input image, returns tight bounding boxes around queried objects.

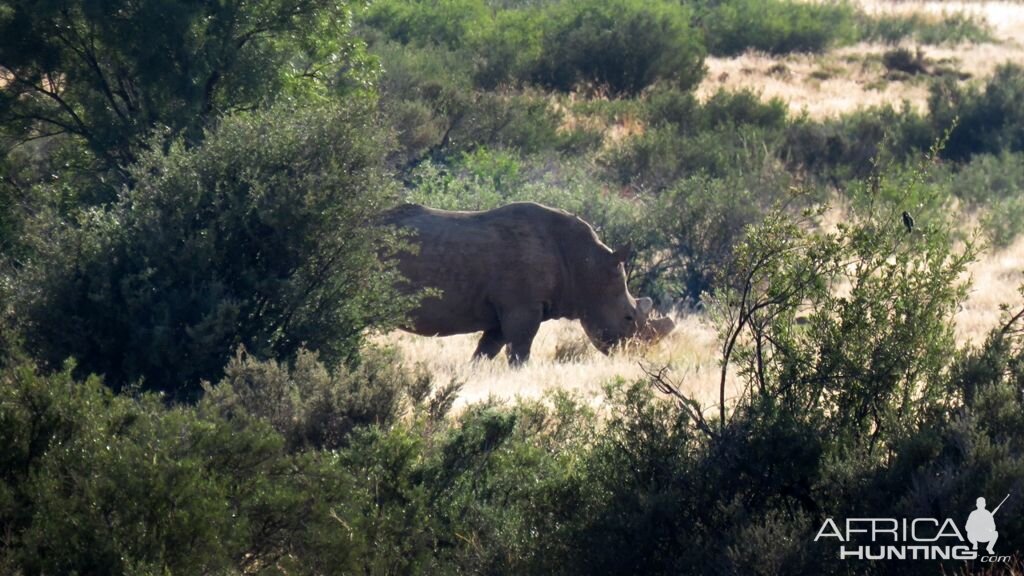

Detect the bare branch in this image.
[640,363,717,439]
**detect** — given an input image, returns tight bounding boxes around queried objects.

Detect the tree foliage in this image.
[0,0,375,184]
[18,103,410,397]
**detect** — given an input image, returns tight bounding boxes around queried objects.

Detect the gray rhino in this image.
[383,202,674,364]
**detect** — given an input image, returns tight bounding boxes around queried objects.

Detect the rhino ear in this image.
[637,297,653,316]
[612,243,633,263]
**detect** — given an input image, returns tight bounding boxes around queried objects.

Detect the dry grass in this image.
[698,0,1024,119]
[697,47,935,118]
[957,234,1024,345]
[375,313,736,411]
[857,0,1024,42]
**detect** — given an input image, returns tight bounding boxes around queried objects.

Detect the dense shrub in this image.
[471,8,545,89]
[603,88,790,190]
[373,39,597,170]
[637,173,785,303]
[3,267,1022,575]
[362,0,489,49]
[17,103,412,397]
[365,0,705,96]
[784,103,934,181]
[947,152,1024,248]
[447,90,575,154]
[204,346,428,451]
[646,87,789,134]
[604,124,786,190]
[0,358,354,574]
[700,0,858,56]
[373,41,476,167]
[931,64,1024,161]
[533,0,705,95]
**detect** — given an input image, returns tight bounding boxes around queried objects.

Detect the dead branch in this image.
[640,363,717,439]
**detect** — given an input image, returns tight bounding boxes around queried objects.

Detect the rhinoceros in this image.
[383,202,674,364]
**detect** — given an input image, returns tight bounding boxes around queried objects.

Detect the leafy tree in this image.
[704,161,974,447]
[0,0,375,187]
[18,103,412,397]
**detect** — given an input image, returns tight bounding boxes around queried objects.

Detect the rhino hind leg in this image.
[472,329,506,360]
[500,306,542,366]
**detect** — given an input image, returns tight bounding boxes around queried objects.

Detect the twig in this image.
[640,363,717,439]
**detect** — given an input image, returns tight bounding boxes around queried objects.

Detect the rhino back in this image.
[385,203,595,336]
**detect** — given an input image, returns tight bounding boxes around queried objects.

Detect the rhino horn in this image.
[612,243,633,263]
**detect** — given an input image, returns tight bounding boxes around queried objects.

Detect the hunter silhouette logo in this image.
[814,494,1013,562]
[966,494,1009,555]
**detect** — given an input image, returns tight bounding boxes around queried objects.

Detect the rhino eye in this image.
[625,315,634,322]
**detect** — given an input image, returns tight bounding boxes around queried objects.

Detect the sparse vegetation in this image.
[860,11,994,46]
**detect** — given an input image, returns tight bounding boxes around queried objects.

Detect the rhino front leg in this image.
[472,328,506,360]
[500,306,542,366]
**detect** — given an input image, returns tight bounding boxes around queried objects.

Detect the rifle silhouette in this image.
[993,493,1011,515]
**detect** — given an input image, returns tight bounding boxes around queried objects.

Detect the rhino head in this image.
[578,246,675,353]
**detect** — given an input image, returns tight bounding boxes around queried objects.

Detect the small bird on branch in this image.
[902,211,915,233]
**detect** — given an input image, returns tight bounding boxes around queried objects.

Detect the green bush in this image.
[604,88,790,190]
[646,87,789,133]
[471,8,545,89]
[374,40,586,168]
[363,0,490,48]
[204,346,421,451]
[18,103,412,397]
[373,41,476,167]
[638,173,786,303]
[931,64,1024,161]
[603,124,785,190]
[784,103,934,181]
[0,358,364,574]
[533,0,705,95]
[3,272,1023,575]
[701,0,858,56]
[448,90,572,154]
[948,152,1024,247]
[363,0,708,96]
